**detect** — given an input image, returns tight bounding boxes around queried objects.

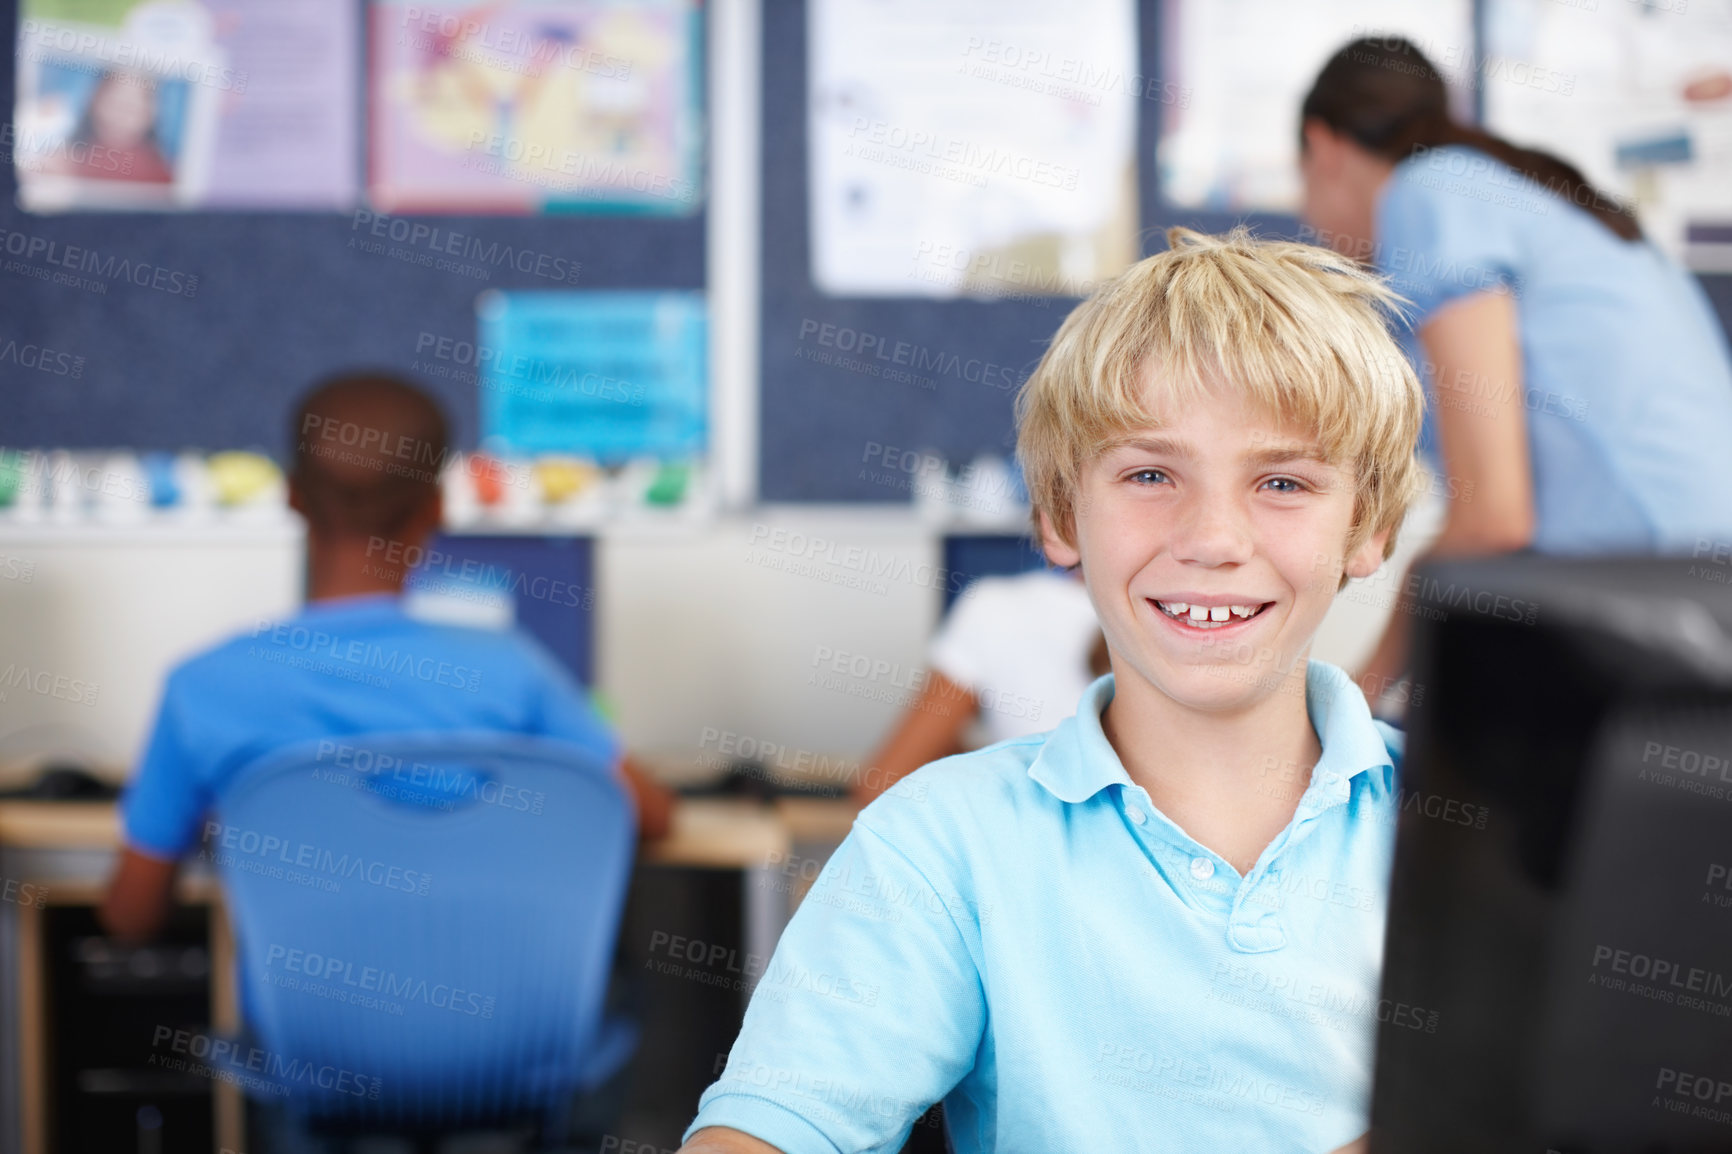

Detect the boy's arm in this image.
[853,670,975,804]
[105,675,210,941]
[620,753,675,840]
[515,639,673,838]
[678,1127,782,1153]
[854,578,1011,804]
[99,847,179,943]
[683,817,986,1151]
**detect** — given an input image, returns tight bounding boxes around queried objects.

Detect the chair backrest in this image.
[210,730,635,1129]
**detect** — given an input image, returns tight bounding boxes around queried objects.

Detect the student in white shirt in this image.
[853,568,1105,803]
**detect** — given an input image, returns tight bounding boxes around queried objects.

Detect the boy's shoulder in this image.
[843,734,1060,926]
[855,729,1071,855]
[170,603,550,692]
[895,728,1056,792]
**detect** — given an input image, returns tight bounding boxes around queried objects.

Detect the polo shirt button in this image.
[1190,857,1215,880]
[1126,807,1148,825]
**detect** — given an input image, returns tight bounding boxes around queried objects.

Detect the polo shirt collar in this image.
[296,592,406,621]
[1027,661,1394,807]
[1302,659,1398,807]
[1026,674,1131,804]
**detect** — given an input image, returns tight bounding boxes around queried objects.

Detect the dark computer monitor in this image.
[1370,553,1732,1154]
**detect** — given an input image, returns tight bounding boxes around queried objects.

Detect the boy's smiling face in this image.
[1041,373,1389,713]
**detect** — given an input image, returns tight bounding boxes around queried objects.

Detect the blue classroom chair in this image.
[209,731,638,1150]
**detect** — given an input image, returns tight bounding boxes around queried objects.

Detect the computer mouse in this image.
[27,764,119,800]
[676,760,852,801]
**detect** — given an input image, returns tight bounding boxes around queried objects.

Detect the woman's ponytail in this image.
[1301,37,1641,242]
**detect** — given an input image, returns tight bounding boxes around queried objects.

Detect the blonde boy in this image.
[682,229,1426,1153]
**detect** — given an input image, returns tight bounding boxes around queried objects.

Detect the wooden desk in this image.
[0,797,831,1154]
[0,798,796,866]
[645,799,792,869]
[0,801,124,850]
[775,796,863,846]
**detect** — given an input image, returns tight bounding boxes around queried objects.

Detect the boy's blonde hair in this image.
[1016,227,1426,573]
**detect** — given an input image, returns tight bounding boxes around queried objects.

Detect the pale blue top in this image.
[1377,144,1732,555]
[687,662,1407,1153]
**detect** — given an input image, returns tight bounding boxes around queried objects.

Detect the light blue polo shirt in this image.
[687,661,1405,1153]
[1376,144,1732,556]
[122,593,619,858]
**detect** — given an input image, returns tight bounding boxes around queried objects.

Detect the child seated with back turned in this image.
[101,372,673,942]
[680,228,1425,1153]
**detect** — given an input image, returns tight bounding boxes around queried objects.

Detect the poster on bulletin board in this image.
[475,290,707,461]
[1159,0,1472,213]
[13,0,358,211]
[808,0,1139,299]
[369,0,703,214]
[1483,0,1732,257]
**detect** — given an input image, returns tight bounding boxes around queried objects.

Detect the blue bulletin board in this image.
[0,0,707,455]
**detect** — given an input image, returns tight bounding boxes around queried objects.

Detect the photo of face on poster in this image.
[13,0,358,211]
[13,20,218,210]
[40,66,179,183]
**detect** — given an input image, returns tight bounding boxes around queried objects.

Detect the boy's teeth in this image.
[1157,600,1265,623]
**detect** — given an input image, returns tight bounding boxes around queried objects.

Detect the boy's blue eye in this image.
[1129,469,1169,485]
[1262,477,1306,494]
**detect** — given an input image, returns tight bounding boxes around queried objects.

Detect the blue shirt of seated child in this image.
[122,593,620,859]
[686,660,1405,1153]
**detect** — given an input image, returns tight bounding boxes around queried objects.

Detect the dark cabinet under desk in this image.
[44,904,215,1154]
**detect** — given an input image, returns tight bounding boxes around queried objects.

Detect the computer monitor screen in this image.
[1372,554,1732,1154]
